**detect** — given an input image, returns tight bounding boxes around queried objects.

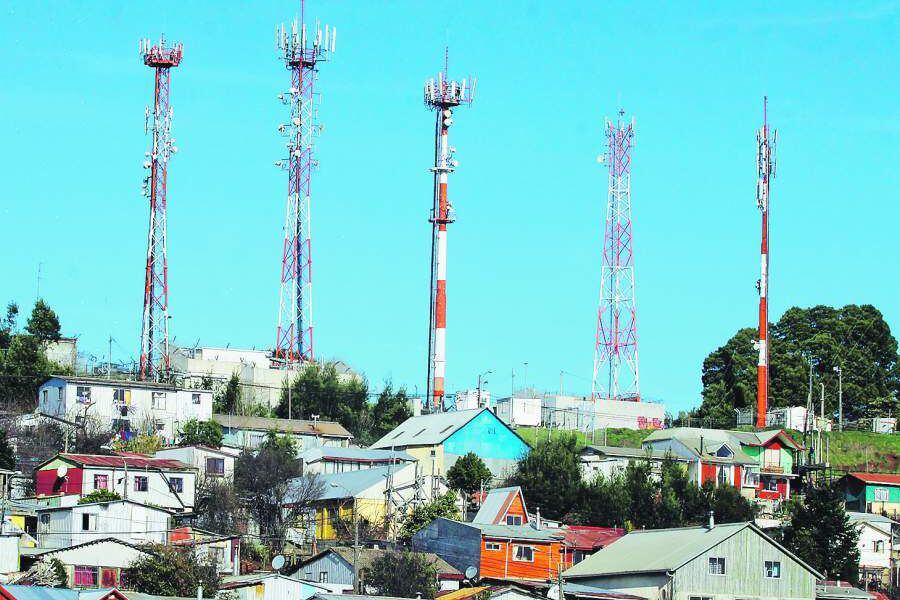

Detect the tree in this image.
[0,303,18,349]
[117,433,162,455]
[572,471,631,528]
[214,373,241,414]
[123,544,219,597]
[277,363,369,437]
[78,488,122,504]
[0,430,15,470]
[362,383,413,444]
[178,419,224,447]
[398,492,461,543]
[509,434,582,520]
[782,484,860,583]
[25,299,61,342]
[446,452,492,498]
[196,478,241,535]
[0,334,57,411]
[234,433,322,552]
[23,557,68,587]
[368,551,439,599]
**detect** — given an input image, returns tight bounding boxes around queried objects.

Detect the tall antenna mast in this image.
[423,52,475,413]
[755,97,776,427]
[272,3,335,368]
[138,35,182,381]
[592,110,640,404]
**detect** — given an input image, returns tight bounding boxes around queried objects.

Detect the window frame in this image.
[764,560,781,579]
[319,571,328,583]
[76,386,91,403]
[170,477,184,493]
[206,457,226,476]
[485,542,502,551]
[81,513,98,532]
[512,544,535,563]
[133,476,149,492]
[93,474,108,490]
[873,487,889,502]
[191,393,202,405]
[708,557,726,576]
[152,392,166,410]
[74,565,99,588]
[506,515,523,526]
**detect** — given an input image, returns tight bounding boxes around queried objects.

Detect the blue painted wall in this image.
[444,410,529,460]
[413,517,482,578]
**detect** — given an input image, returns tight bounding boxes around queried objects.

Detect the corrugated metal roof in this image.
[290,465,399,502]
[318,547,461,576]
[642,429,757,465]
[47,375,207,393]
[561,526,625,551]
[475,522,565,542]
[582,446,689,461]
[0,586,119,600]
[212,414,352,438]
[848,472,900,486]
[299,446,414,464]
[370,409,489,448]
[42,453,193,471]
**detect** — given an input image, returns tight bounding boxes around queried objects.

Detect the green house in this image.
[841,472,900,517]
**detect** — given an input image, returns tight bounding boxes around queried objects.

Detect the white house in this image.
[37,376,212,443]
[35,500,172,549]
[20,538,153,588]
[154,445,237,480]
[848,511,897,589]
[220,573,330,600]
[494,396,543,427]
[213,414,352,453]
[35,453,197,512]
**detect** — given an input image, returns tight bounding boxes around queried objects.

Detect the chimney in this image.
[700,435,704,455]
[707,511,715,530]
[535,507,542,530]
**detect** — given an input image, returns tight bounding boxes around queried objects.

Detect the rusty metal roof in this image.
[39,453,194,471]
[212,414,352,438]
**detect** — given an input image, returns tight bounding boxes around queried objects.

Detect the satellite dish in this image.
[271,555,286,571]
[56,466,68,478]
[464,566,477,580]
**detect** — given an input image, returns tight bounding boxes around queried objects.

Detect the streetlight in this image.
[477,370,493,408]
[330,482,360,592]
[833,365,843,432]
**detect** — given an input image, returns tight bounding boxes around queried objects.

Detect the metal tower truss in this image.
[139,36,182,381]
[592,111,640,403]
[754,97,776,427]
[272,15,335,368]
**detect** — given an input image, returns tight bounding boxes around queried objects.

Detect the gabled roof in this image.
[212,414,352,439]
[37,453,193,472]
[22,537,154,559]
[846,472,900,486]
[35,499,175,515]
[472,486,528,525]
[582,445,689,462]
[0,586,126,600]
[371,408,525,449]
[299,446,415,464]
[220,573,327,591]
[296,546,461,578]
[563,521,822,580]
[642,429,759,465]
[474,522,565,542]
[290,465,401,502]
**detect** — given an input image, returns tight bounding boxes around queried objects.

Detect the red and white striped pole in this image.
[755,97,776,428]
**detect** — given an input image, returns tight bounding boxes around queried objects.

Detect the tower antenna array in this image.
[272,2,336,367]
[592,110,640,404]
[138,35,182,381]
[423,52,475,413]
[755,97,776,427]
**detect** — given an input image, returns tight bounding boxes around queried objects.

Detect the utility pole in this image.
[819,383,825,464]
[833,365,843,432]
[353,496,360,593]
[107,336,113,380]
[477,370,492,408]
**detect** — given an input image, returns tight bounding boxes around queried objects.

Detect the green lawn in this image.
[515,426,649,450]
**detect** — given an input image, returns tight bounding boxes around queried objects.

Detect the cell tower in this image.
[138,35,182,381]
[423,53,475,413]
[272,4,335,368]
[755,97,776,428]
[592,110,640,403]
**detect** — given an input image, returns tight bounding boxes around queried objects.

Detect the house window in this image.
[688,597,712,600]
[39,514,50,532]
[113,388,129,405]
[58,387,64,401]
[506,515,523,526]
[93,475,108,490]
[170,477,184,493]
[42,389,48,404]
[715,444,733,458]
[100,568,118,588]
[485,542,502,551]
[74,566,99,588]
[763,447,780,467]
[81,513,98,531]
[152,392,166,410]
[764,560,781,578]
[319,572,328,583]
[134,476,149,492]
[192,393,201,405]
[873,488,889,501]
[206,458,225,476]
[717,466,728,486]
[708,557,726,575]
[763,478,778,492]
[874,540,885,553]
[76,386,91,403]
[512,545,535,562]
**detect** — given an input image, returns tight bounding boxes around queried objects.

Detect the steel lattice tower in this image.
[755,97,776,427]
[592,110,640,403]
[423,54,475,413]
[138,36,182,381]
[272,7,335,367]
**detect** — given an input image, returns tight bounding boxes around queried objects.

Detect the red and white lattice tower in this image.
[755,97,776,427]
[138,36,182,381]
[592,110,640,403]
[272,6,335,368]
[423,54,476,412]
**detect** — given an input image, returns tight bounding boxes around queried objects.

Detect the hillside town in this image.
[2,2,899,600]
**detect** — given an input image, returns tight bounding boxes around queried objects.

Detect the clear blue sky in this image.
[2,2,898,414]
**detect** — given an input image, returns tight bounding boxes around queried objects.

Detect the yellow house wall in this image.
[316,498,386,541]
[403,445,444,477]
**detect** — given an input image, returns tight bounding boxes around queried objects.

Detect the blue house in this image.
[370,408,530,479]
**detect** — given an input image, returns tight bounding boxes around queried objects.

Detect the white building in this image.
[21,538,153,588]
[848,511,897,589]
[36,500,172,549]
[213,414,353,453]
[154,445,238,480]
[37,376,212,443]
[736,405,833,432]
[43,338,78,370]
[544,394,665,431]
[454,389,491,410]
[494,396,542,427]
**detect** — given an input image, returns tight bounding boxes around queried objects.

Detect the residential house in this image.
[220,573,329,600]
[841,473,900,518]
[299,447,415,475]
[153,445,237,480]
[19,538,153,588]
[37,376,212,443]
[847,512,897,590]
[168,527,241,575]
[0,586,129,600]
[563,520,822,600]
[472,486,531,526]
[212,414,352,452]
[34,454,196,512]
[579,446,690,482]
[370,408,530,479]
[643,428,802,504]
[35,500,171,549]
[292,546,461,592]
[815,581,876,600]
[412,517,568,582]
[560,527,625,566]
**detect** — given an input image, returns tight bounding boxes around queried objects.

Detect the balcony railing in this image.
[760,464,784,474]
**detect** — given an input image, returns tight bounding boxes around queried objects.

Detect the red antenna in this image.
[272,7,336,368]
[138,35,183,381]
[423,55,475,412]
[592,110,640,405]
[755,97,776,427]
